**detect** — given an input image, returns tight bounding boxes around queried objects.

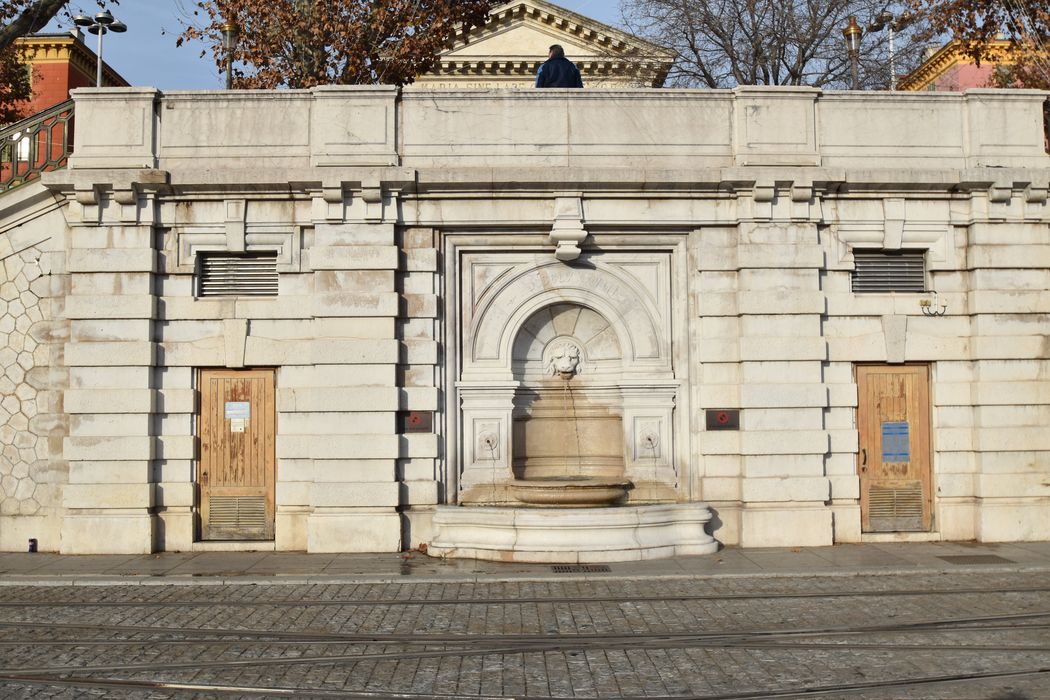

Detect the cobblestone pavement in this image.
[0,569,1048,699]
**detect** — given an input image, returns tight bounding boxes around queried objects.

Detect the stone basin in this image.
[509,476,631,507]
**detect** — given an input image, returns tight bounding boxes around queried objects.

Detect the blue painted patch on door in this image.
[224,401,251,420]
[881,421,910,462]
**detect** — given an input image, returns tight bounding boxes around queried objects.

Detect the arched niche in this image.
[463,258,670,378]
[510,303,623,379]
[508,302,627,481]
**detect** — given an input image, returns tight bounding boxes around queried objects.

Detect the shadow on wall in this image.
[707,506,724,546]
[1044,100,1050,154]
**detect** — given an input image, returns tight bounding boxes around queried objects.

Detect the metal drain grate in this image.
[551,565,611,573]
[938,555,1013,565]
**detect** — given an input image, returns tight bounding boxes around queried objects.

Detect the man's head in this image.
[548,44,565,59]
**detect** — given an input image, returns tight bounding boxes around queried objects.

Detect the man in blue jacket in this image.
[535,45,584,88]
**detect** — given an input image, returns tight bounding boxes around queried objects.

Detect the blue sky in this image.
[53,1,624,90]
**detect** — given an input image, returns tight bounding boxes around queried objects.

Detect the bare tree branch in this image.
[621,0,928,89]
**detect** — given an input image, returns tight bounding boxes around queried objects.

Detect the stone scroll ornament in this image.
[546,342,582,378]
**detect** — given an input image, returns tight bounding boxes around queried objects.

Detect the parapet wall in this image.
[67,86,1049,175]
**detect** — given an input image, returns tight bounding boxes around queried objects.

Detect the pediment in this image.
[450,0,673,61]
[416,0,674,88]
[444,21,594,60]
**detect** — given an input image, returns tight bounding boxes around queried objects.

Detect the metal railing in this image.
[0,99,74,194]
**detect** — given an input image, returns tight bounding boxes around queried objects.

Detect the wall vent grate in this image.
[551,565,612,573]
[198,252,278,297]
[208,495,267,533]
[868,481,924,532]
[852,250,926,293]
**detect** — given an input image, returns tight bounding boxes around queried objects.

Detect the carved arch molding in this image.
[460,252,674,379]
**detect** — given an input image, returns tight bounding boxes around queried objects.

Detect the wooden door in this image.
[199,369,276,540]
[857,364,933,532]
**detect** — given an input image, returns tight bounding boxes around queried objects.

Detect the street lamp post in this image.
[841,16,863,90]
[873,11,898,90]
[73,10,127,87]
[221,22,240,90]
[867,11,915,91]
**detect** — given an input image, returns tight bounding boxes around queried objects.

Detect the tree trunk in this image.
[0,0,69,53]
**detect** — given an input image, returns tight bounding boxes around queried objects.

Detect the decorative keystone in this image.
[549,196,587,262]
[882,198,906,250]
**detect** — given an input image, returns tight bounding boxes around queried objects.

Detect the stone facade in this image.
[0,184,68,550]
[0,84,1048,554]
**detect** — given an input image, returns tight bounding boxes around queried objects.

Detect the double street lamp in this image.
[73,10,127,88]
[868,11,915,91]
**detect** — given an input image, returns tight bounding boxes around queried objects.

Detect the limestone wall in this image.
[0,184,68,551]
[818,198,1050,543]
[691,222,832,547]
[0,86,1045,551]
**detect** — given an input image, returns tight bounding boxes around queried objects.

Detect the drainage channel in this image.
[550,564,612,573]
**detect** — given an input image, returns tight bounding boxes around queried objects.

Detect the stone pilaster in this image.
[967,212,1050,541]
[696,213,832,547]
[61,206,157,553]
[299,187,402,552]
[397,227,441,546]
[692,225,743,543]
[734,221,831,546]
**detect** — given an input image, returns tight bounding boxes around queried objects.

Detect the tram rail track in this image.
[1,610,1048,677]
[2,577,1048,698]
[2,608,1049,641]
[1,666,1049,699]
[4,633,1050,658]
[1,583,1048,609]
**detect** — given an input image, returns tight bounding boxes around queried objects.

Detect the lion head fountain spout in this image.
[546,342,581,380]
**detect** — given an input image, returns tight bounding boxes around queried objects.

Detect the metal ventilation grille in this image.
[198,252,278,297]
[852,250,926,293]
[868,481,924,532]
[208,496,267,534]
[551,565,611,573]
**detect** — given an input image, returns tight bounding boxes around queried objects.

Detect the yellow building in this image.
[899,40,1013,92]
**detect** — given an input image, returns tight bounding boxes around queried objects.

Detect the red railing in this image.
[1,99,74,194]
